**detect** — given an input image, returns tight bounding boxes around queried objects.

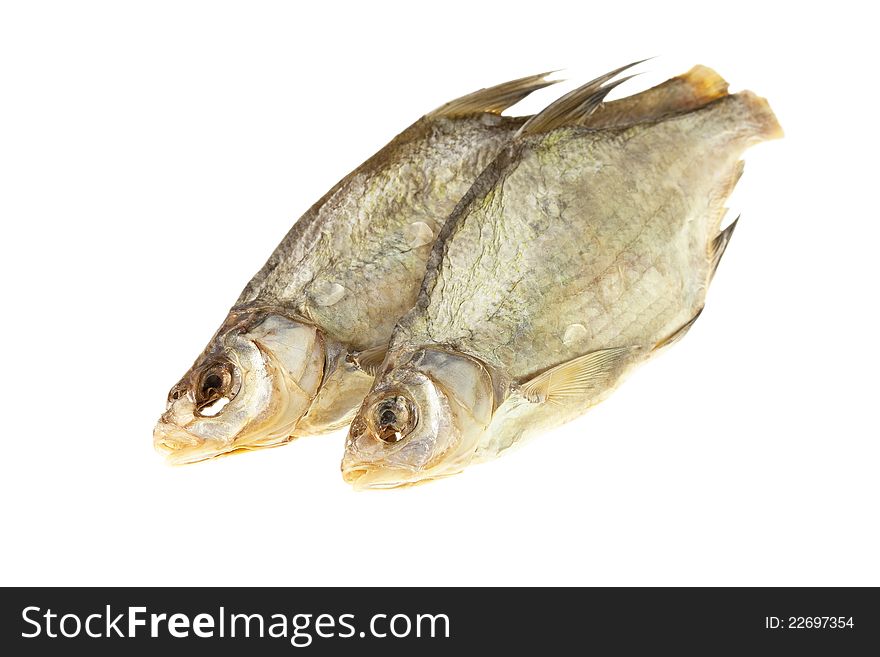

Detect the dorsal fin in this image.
[711,216,740,280]
[429,72,561,118]
[515,60,644,137]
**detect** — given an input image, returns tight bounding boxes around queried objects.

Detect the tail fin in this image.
[429,72,561,118]
[515,60,645,137]
[584,65,729,129]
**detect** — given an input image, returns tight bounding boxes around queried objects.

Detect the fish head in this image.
[342,348,494,489]
[153,313,324,464]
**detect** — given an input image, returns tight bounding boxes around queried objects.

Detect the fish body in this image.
[154,73,559,463]
[343,65,782,488]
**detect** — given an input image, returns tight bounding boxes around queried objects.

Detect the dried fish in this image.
[154,73,559,463]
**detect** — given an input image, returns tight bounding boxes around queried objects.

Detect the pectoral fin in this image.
[520,346,638,406]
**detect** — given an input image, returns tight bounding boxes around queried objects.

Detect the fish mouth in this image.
[154,423,197,450]
[153,422,228,465]
[153,422,298,465]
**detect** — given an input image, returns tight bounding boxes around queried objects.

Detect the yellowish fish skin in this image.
[153,74,560,464]
[343,66,782,488]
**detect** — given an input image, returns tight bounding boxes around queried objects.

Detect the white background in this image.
[1,1,877,586]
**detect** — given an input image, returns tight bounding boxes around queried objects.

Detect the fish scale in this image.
[407,98,762,380]
[236,116,526,351]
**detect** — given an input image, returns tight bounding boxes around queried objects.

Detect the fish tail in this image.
[585,65,730,129]
[677,65,729,105]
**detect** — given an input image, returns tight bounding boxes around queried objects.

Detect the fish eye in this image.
[194,361,235,415]
[201,373,223,396]
[370,395,417,444]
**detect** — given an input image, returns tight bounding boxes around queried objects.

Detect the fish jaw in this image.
[154,416,299,465]
[340,460,413,490]
[341,461,452,490]
[339,421,422,489]
[340,447,461,489]
[152,421,233,465]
